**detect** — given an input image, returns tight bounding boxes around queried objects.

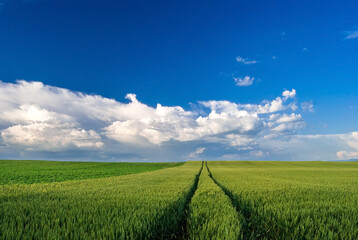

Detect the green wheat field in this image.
[1,160,357,239]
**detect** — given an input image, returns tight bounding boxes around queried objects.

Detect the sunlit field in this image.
[1,160,357,239]
[207,161,358,239]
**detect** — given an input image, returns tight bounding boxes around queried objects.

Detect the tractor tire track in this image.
[148,161,203,240]
[177,161,204,239]
[205,162,254,239]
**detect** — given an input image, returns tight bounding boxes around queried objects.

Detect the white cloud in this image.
[266,113,304,134]
[2,80,271,149]
[234,76,254,87]
[275,113,302,123]
[236,56,258,65]
[188,147,206,158]
[255,89,297,114]
[1,122,103,151]
[125,93,139,103]
[282,89,296,100]
[340,131,358,150]
[258,97,285,113]
[225,134,256,148]
[337,151,358,160]
[271,121,304,133]
[257,91,296,114]
[0,98,103,151]
[0,80,356,161]
[105,99,263,145]
[346,30,358,39]
[268,113,280,121]
[301,101,314,112]
[0,104,73,125]
[194,147,205,154]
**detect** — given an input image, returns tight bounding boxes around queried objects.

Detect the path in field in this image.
[206,161,291,239]
[205,162,255,239]
[186,162,244,239]
[178,161,203,239]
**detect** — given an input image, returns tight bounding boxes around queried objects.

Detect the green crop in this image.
[0,161,201,239]
[1,160,357,239]
[207,161,358,240]
[0,160,184,184]
[187,162,243,240]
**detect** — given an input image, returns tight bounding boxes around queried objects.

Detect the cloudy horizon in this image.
[0,80,356,162]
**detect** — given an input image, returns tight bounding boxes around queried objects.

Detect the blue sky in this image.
[0,0,358,161]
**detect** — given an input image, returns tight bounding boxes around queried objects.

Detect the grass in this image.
[0,160,184,184]
[207,161,358,240]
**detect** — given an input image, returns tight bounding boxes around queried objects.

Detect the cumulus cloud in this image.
[0,104,73,125]
[0,102,103,151]
[104,98,263,145]
[282,89,296,100]
[236,56,258,65]
[257,90,297,114]
[266,113,304,135]
[234,76,254,87]
[345,30,358,39]
[0,81,295,148]
[258,97,285,113]
[1,123,103,151]
[101,87,298,146]
[0,80,355,161]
